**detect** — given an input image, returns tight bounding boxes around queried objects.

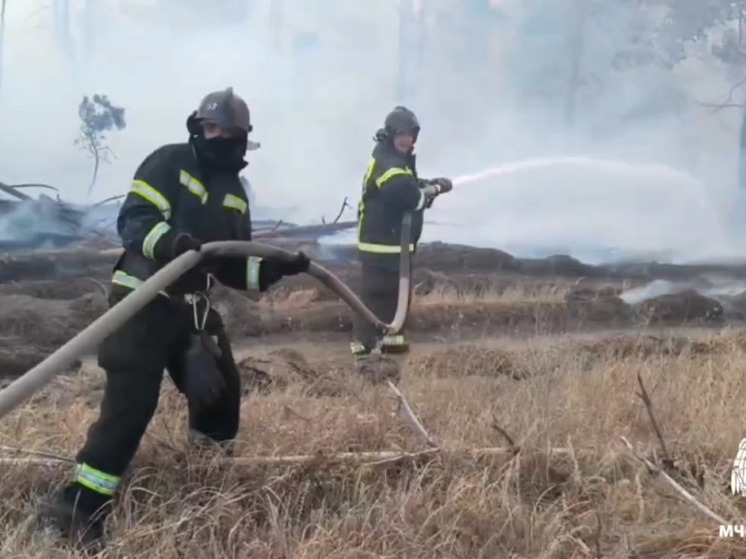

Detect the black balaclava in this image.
[187,112,248,173]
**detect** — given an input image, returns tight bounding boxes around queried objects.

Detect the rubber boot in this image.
[38,483,110,552]
[354,348,401,385]
[379,334,410,355]
[188,429,235,457]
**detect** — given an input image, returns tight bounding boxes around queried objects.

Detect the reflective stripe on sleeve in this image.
[141,221,171,260]
[131,180,171,219]
[414,189,426,211]
[246,256,262,290]
[223,193,248,214]
[375,167,413,188]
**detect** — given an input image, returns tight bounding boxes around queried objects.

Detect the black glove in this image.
[183,332,226,410]
[419,181,440,209]
[430,177,453,194]
[171,233,203,259]
[276,250,310,277]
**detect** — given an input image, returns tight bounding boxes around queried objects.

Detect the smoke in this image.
[0,196,78,247]
[0,1,744,264]
[619,275,746,306]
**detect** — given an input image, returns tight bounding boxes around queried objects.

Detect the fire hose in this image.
[0,213,414,422]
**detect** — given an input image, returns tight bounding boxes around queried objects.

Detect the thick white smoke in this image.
[0,1,744,263]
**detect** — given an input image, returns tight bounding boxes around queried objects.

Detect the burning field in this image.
[1,241,746,557]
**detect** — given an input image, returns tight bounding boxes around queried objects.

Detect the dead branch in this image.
[387,380,440,448]
[490,415,518,455]
[619,436,728,525]
[693,100,743,111]
[322,197,352,225]
[0,446,572,469]
[0,444,74,463]
[0,181,31,201]
[692,75,746,112]
[282,404,312,423]
[593,509,603,559]
[635,371,674,470]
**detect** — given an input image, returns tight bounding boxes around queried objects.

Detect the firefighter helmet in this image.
[383,106,420,140]
[195,87,252,133]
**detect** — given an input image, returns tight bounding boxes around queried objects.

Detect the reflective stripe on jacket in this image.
[356,141,426,256]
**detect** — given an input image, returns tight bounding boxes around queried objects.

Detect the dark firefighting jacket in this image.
[112,142,281,296]
[356,141,427,262]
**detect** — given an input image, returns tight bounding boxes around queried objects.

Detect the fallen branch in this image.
[387,380,440,448]
[636,371,674,470]
[619,436,728,525]
[0,444,74,463]
[691,75,746,113]
[322,197,351,225]
[490,416,519,456]
[0,446,573,469]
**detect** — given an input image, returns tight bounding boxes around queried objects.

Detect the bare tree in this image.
[564,0,588,125]
[0,0,6,93]
[75,94,127,198]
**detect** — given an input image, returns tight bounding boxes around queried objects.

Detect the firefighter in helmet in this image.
[351,106,452,365]
[39,87,310,549]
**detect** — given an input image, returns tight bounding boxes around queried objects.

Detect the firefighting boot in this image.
[379,334,410,355]
[38,483,111,551]
[188,429,235,457]
[353,347,402,385]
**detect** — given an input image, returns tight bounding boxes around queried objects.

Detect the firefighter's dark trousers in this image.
[351,257,412,355]
[64,287,241,512]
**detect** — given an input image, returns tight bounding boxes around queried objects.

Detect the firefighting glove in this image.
[171,234,203,259]
[276,250,311,277]
[155,233,203,265]
[183,332,226,409]
[428,177,453,194]
[420,182,441,209]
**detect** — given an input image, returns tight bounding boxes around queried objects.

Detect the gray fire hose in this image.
[0,213,414,421]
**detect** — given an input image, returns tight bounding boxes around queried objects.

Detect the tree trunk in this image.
[564,0,587,125]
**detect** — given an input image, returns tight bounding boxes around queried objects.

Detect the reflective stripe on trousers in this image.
[74,462,121,496]
[381,335,405,347]
[350,341,367,355]
[357,242,415,254]
[350,335,406,355]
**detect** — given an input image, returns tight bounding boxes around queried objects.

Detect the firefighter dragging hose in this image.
[0,96,451,552]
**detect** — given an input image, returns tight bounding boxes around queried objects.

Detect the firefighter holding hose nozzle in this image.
[351,106,452,371]
[39,88,310,549]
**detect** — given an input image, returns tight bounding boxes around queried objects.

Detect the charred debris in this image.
[0,182,356,255]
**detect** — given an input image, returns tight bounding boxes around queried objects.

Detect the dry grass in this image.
[261,283,569,314]
[417,283,569,304]
[1,328,746,557]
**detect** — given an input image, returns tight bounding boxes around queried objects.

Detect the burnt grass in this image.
[0,241,740,381]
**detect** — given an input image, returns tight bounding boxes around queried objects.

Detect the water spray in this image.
[450,156,709,209]
[429,155,737,263]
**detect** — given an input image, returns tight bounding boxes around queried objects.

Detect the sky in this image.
[0,0,745,264]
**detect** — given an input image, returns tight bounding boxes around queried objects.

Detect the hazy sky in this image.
[0,0,744,263]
